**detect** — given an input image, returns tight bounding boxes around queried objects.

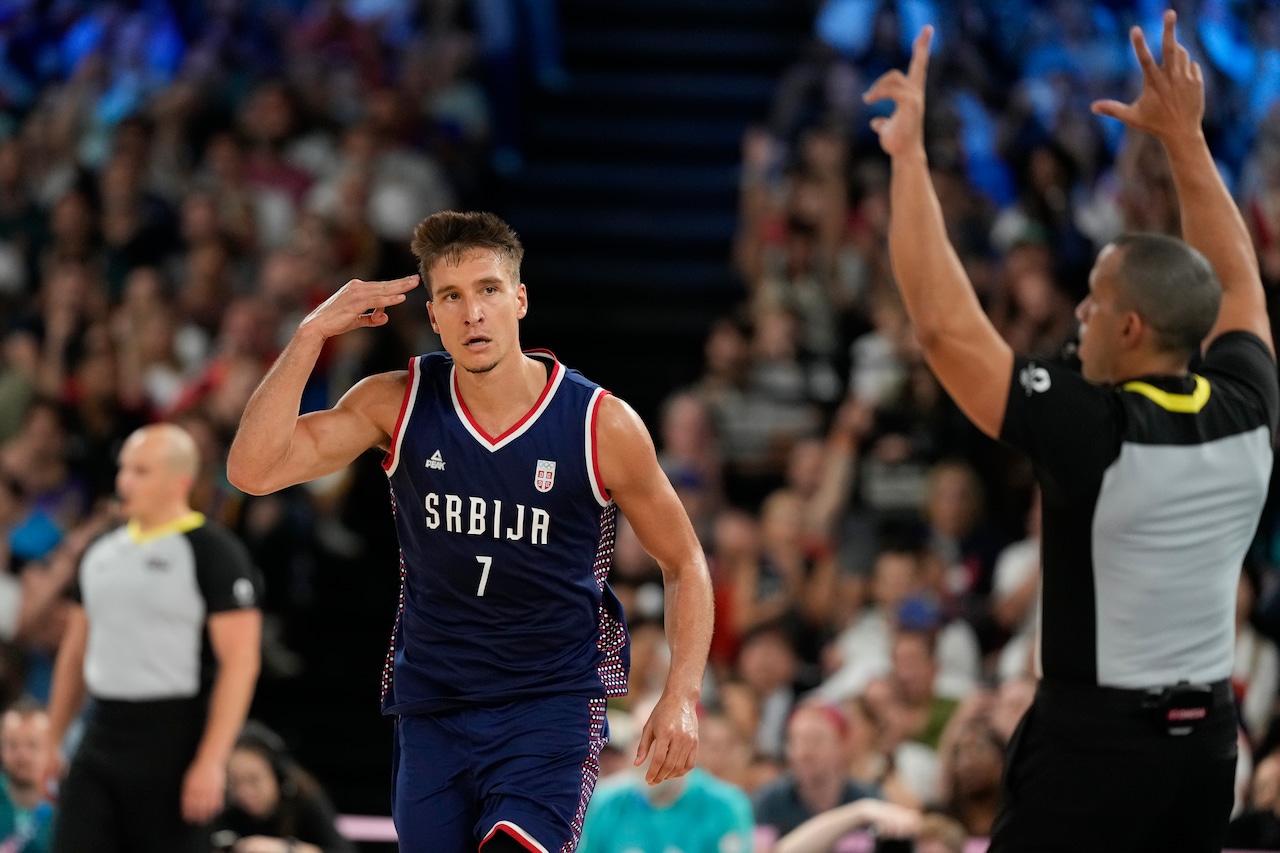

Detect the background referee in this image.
[864,10,1276,852]
[46,423,264,853]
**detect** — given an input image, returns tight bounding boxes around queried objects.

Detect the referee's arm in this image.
[863,27,1014,439]
[46,603,88,780]
[1093,11,1274,356]
[181,607,262,823]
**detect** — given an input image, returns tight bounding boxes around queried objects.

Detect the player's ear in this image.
[516,283,528,319]
[426,301,439,333]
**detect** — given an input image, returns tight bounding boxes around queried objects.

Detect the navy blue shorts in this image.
[391,695,609,853]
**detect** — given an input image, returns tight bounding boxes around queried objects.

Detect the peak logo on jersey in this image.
[534,459,556,493]
[425,450,446,470]
[1019,364,1051,396]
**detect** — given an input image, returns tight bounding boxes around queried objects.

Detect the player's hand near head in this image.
[863,26,934,159]
[299,274,420,340]
[634,691,698,785]
[1091,11,1204,145]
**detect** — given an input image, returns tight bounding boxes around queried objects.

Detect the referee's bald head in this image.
[122,423,200,481]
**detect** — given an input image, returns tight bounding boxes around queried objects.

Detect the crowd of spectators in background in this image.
[1,0,1280,850]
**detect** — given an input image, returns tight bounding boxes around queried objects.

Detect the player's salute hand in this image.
[1091,10,1205,145]
[299,274,420,340]
[862,25,933,159]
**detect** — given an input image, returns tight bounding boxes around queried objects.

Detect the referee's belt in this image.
[1038,678,1233,735]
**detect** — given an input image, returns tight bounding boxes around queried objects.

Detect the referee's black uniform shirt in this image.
[988,330,1278,853]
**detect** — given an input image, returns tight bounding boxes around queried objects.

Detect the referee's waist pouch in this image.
[1037,678,1233,737]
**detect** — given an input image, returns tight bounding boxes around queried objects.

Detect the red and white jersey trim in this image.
[382,357,422,476]
[585,388,611,507]
[481,821,549,853]
[451,358,565,453]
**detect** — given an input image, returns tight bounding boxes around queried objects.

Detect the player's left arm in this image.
[596,394,714,785]
[182,607,262,823]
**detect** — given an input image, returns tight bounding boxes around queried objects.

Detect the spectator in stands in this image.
[577,694,754,853]
[0,698,54,853]
[844,693,917,808]
[211,719,356,853]
[987,675,1035,744]
[918,459,1008,653]
[696,707,763,794]
[881,628,959,753]
[818,545,979,704]
[752,701,883,842]
[1236,559,1280,748]
[991,488,1041,682]
[772,797,923,853]
[655,389,724,546]
[932,717,1004,839]
[723,620,804,765]
[1226,750,1280,851]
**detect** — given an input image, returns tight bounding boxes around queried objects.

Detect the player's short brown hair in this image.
[410,211,524,300]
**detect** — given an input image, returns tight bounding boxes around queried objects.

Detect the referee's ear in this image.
[1118,310,1146,351]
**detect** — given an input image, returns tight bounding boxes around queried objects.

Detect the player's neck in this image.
[454,353,549,424]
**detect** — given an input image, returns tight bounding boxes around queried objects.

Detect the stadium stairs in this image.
[496,0,813,427]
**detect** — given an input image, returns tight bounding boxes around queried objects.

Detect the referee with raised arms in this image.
[46,423,264,853]
[865,11,1275,852]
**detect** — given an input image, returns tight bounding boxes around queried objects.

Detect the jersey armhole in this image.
[383,357,422,476]
[586,388,611,507]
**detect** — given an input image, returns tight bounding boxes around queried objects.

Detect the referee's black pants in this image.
[51,697,210,853]
[988,678,1237,853]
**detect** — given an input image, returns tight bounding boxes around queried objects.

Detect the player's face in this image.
[426,249,527,375]
[1075,245,1125,383]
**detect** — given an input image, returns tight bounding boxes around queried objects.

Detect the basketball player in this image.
[228,211,715,853]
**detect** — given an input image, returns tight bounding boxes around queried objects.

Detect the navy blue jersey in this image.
[380,350,629,715]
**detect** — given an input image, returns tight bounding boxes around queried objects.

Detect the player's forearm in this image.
[194,635,260,769]
[887,149,988,347]
[1163,130,1261,297]
[660,559,714,700]
[227,328,326,492]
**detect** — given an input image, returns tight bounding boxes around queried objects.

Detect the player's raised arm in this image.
[862,27,1014,437]
[227,275,420,495]
[1093,10,1273,355]
[595,395,714,785]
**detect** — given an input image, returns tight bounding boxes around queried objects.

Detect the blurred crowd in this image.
[2,0,1280,850]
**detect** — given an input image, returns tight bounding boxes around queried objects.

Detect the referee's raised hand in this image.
[1091,10,1205,146]
[862,25,934,159]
